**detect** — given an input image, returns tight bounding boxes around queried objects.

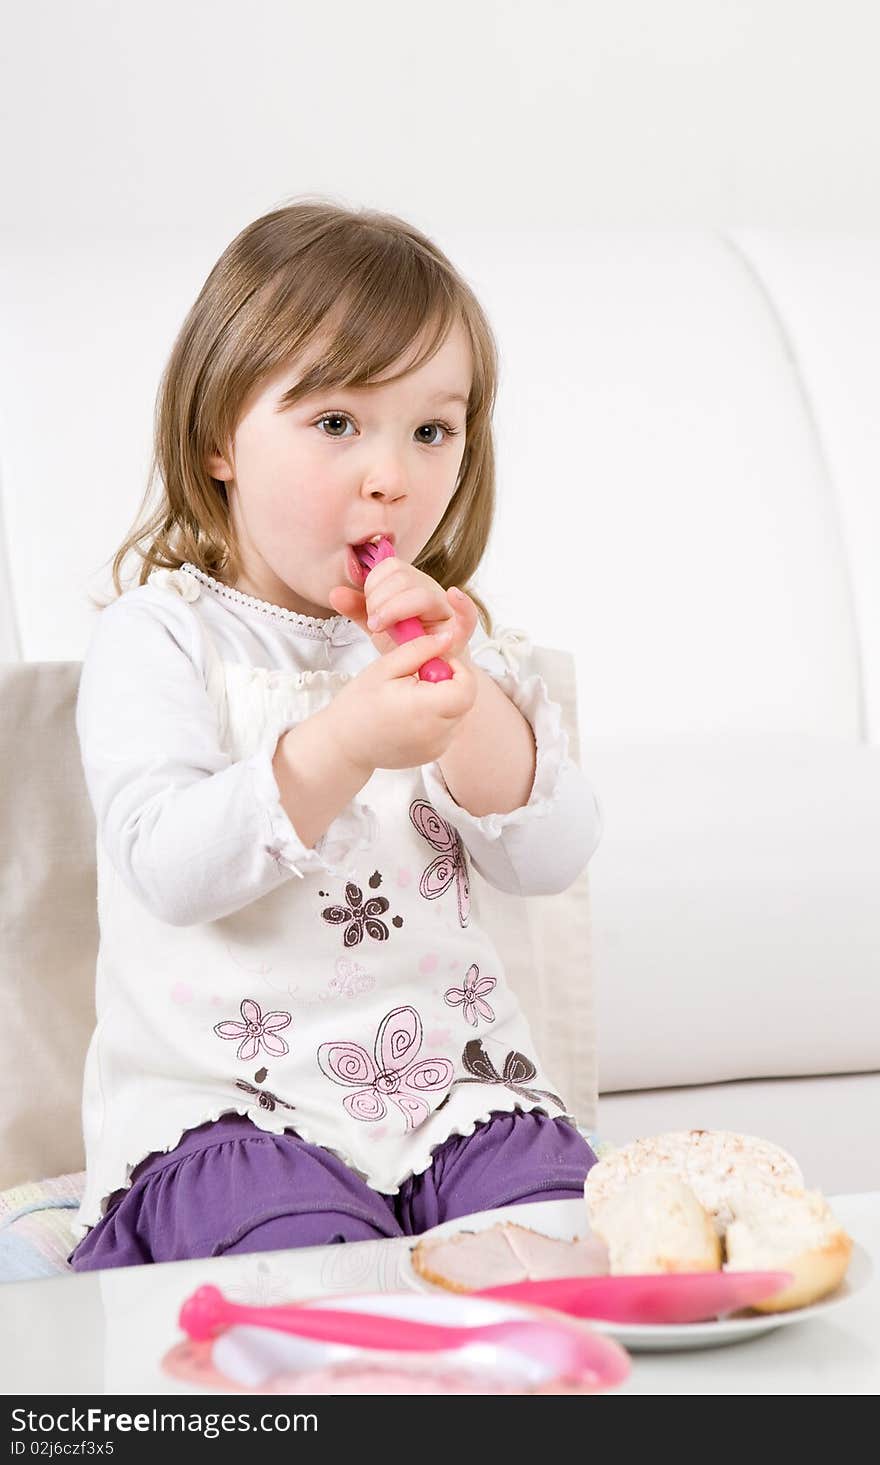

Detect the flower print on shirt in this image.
[446,1038,565,1109]
[320,877,404,948]
[213,998,292,1061]
[328,957,375,999]
[409,800,470,927]
[317,1005,454,1130]
[286,956,377,1011]
[444,963,497,1027]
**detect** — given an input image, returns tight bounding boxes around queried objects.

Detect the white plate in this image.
[586,1244,873,1352]
[406,1198,874,1352]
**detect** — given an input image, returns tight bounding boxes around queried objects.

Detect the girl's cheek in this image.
[297,495,342,545]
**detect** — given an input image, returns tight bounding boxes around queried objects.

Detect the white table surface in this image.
[2,1193,877,1396]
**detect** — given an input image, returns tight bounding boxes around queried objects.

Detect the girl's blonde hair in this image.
[100,198,499,634]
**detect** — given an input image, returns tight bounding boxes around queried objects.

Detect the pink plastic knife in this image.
[473,1270,795,1324]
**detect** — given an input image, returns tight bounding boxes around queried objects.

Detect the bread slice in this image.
[723,1185,853,1312]
[588,1171,721,1274]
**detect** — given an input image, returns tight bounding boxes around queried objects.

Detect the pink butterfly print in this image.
[317,1005,454,1130]
[409,800,470,927]
[213,999,292,1061]
[321,881,391,947]
[444,963,497,1027]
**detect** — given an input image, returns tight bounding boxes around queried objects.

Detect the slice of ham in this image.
[411,1221,609,1293]
[503,1223,609,1280]
[413,1223,530,1292]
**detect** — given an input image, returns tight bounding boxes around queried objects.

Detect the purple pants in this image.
[69,1108,598,1270]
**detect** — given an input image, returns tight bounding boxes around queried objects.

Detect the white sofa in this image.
[581,231,880,1193]
[1,228,878,1211]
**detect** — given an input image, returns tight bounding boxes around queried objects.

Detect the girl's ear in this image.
[206,450,233,481]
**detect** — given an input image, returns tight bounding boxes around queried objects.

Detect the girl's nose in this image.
[363,478,407,503]
[359,449,409,503]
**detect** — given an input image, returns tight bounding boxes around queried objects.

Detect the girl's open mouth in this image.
[346,534,396,587]
[346,545,368,587]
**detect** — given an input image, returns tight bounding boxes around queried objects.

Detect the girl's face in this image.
[206,318,473,619]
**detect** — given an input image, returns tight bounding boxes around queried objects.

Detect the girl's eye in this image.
[314,413,356,439]
[415,420,459,446]
[313,413,459,446]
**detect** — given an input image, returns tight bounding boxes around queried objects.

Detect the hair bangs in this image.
[274,264,461,412]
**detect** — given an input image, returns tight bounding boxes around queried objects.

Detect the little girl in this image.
[68,200,603,1270]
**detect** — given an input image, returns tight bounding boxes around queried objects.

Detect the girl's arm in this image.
[76,591,378,926]
[421,628,603,897]
[435,663,537,817]
[272,712,374,852]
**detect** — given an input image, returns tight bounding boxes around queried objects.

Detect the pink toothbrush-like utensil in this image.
[178,1284,630,1386]
[352,536,453,683]
[474,1269,795,1324]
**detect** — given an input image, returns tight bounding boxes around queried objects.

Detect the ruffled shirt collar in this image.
[148,563,532,666]
[151,563,365,646]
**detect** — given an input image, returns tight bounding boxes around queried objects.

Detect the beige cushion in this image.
[0,648,596,1188]
[0,663,97,1189]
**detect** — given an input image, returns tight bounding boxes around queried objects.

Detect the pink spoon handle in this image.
[386,615,454,682]
[178,1285,629,1384]
[352,536,453,682]
[475,1270,795,1324]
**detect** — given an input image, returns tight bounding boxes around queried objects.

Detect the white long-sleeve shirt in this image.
[71,562,602,1238]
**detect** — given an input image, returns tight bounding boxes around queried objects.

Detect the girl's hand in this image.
[328,558,479,661]
[325,629,479,774]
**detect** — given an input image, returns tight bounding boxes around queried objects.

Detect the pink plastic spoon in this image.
[178,1285,630,1386]
[474,1269,795,1324]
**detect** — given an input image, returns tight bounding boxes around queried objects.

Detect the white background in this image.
[0,0,878,742]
